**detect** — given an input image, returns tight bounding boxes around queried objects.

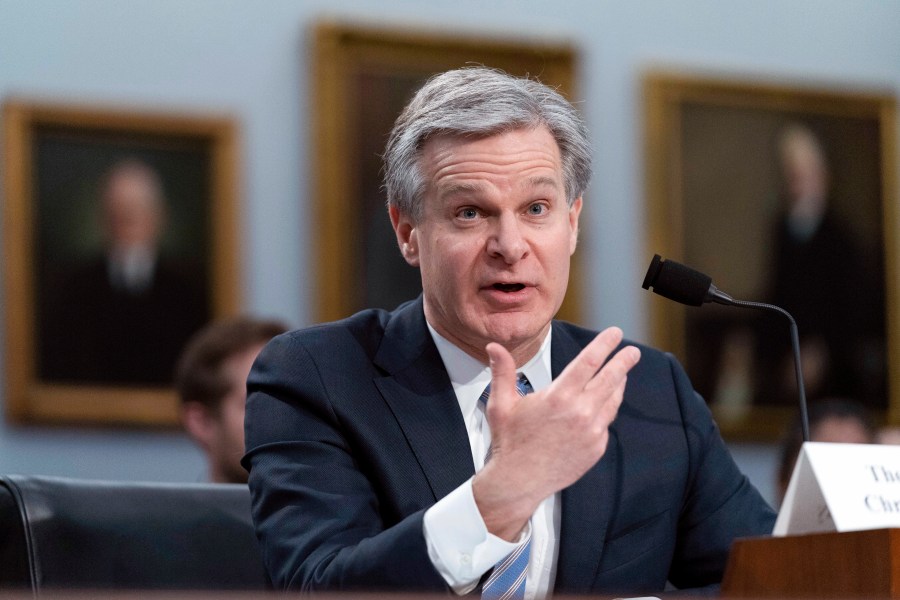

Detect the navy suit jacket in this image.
[243,297,775,594]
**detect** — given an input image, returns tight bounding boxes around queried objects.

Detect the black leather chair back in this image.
[0,474,268,593]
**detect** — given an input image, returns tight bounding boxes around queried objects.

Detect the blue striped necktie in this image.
[479,374,534,600]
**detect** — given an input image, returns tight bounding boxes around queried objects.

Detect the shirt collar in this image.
[426,322,553,400]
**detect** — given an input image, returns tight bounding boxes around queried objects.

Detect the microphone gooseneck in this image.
[642,254,810,442]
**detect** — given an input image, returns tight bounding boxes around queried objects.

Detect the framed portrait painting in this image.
[311,22,582,324]
[3,100,240,426]
[643,72,898,439]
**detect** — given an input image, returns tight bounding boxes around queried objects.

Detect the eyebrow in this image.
[525,175,562,190]
[438,182,485,201]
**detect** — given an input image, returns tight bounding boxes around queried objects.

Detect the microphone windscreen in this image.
[642,254,711,307]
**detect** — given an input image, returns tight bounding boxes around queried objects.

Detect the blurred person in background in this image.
[43,158,208,385]
[759,123,880,407]
[777,397,876,503]
[176,317,287,484]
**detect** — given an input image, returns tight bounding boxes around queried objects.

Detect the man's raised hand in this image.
[473,327,641,540]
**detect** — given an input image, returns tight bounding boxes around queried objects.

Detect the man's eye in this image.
[528,203,547,215]
[459,208,479,219]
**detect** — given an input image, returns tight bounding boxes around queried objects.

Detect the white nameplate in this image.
[774,441,900,536]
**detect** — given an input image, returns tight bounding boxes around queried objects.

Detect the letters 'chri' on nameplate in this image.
[774,441,900,536]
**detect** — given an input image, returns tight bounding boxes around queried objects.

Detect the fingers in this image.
[555,327,627,393]
[485,342,518,415]
[485,329,640,427]
[584,345,641,395]
[596,368,630,425]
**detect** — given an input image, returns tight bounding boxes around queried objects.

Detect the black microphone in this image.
[642,254,810,442]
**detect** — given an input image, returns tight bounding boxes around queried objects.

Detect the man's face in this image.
[813,416,871,445]
[781,137,828,218]
[208,343,265,484]
[102,170,164,250]
[391,126,582,365]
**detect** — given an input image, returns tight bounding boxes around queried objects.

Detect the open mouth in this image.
[492,282,526,293]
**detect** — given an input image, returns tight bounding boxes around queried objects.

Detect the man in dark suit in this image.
[759,123,882,407]
[40,159,208,385]
[243,67,775,597]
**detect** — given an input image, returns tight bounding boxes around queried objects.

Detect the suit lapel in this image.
[371,308,620,589]
[373,298,475,502]
[552,323,618,593]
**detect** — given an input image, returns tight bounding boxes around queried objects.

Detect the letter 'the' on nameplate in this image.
[774,441,900,536]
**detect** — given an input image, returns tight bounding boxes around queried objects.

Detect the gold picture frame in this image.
[644,72,898,440]
[311,22,582,324]
[3,100,241,426]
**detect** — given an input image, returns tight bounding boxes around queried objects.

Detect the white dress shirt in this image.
[108,245,156,294]
[422,324,560,600]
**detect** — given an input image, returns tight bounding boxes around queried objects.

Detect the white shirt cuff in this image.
[423,478,530,595]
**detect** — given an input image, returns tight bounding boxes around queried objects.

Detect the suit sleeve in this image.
[241,334,447,592]
[665,352,777,589]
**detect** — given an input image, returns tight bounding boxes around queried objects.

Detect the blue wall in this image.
[1,0,899,505]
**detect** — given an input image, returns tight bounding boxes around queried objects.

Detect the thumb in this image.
[485,342,518,419]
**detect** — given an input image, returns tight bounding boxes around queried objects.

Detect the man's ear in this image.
[181,401,215,450]
[568,196,583,255]
[389,204,420,267]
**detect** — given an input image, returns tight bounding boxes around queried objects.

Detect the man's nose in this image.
[486,213,528,264]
